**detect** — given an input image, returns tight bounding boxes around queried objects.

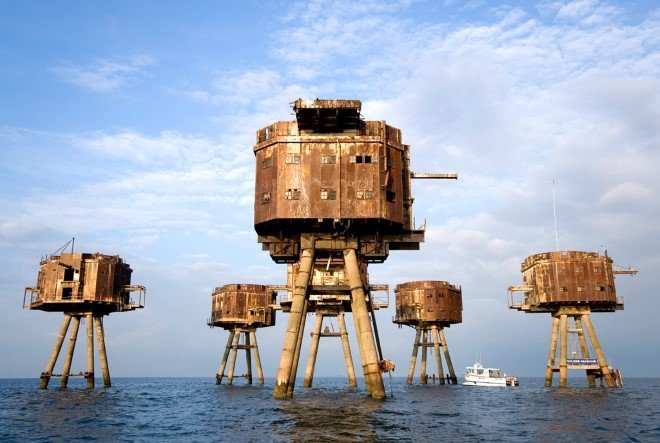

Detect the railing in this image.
[507,285,532,309]
[272,284,389,309]
[22,284,146,310]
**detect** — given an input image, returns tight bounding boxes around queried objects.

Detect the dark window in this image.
[285,154,301,164]
[285,189,301,200]
[365,155,372,163]
[321,189,336,200]
[63,268,74,281]
[356,155,363,163]
[62,287,72,300]
[386,191,396,203]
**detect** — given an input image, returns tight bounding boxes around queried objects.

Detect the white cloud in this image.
[598,182,654,208]
[51,55,155,93]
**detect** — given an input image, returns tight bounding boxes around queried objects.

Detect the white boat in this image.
[462,362,519,387]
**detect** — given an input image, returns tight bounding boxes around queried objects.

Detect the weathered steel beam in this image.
[95,316,111,387]
[274,247,314,399]
[344,248,386,399]
[40,314,71,389]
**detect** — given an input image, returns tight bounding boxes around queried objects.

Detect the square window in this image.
[261,192,271,203]
[386,191,395,203]
[356,191,364,199]
[356,155,363,164]
[286,154,301,164]
[365,155,372,163]
[321,155,336,164]
[261,156,272,169]
[364,190,373,199]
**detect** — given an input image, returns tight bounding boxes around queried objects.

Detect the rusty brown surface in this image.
[393,280,463,326]
[210,284,277,329]
[254,101,409,237]
[24,253,144,315]
[514,251,619,312]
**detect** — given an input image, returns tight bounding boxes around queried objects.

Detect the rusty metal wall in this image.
[210,284,277,328]
[253,113,411,236]
[30,253,133,311]
[394,280,463,325]
[521,251,616,307]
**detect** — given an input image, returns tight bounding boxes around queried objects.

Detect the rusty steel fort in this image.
[23,98,635,393]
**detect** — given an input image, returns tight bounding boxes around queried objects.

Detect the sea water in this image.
[1,377,658,441]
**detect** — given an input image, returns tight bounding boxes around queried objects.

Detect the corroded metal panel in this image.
[393,280,463,325]
[210,284,277,329]
[253,100,412,238]
[520,251,616,309]
[25,253,143,314]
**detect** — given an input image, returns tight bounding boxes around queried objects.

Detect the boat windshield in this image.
[489,370,501,377]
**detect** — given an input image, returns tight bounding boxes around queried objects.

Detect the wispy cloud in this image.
[51,55,155,93]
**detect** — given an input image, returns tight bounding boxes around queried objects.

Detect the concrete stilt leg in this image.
[40,314,72,389]
[60,316,81,389]
[575,317,596,387]
[559,314,568,387]
[85,314,95,389]
[250,331,265,386]
[245,331,253,385]
[582,314,616,388]
[420,329,428,384]
[338,312,357,387]
[406,327,421,384]
[226,331,240,386]
[432,326,445,385]
[344,248,386,399]
[287,297,309,398]
[303,313,324,388]
[217,330,235,385]
[95,316,111,388]
[545,316,560,387]
[439,328,456,384]
[274,248,314,399]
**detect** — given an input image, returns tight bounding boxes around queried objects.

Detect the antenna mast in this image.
[548,179,561,252]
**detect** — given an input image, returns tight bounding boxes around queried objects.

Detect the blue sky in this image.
[1,0,658,379]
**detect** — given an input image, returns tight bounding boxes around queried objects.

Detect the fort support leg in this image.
[303,313,324,388]
[245,331,253,385]
[216,330,235,385]
[95,316,111,388]
[439,328,457,384]
[226,331,240,386]
[344,248,386,399]
[85,314,95,389]
[40,314,72,389]
[250,331,265,386]
[432,326,445,385]
[575,317,596,388]
[545,316,560,387]
[274,247,314,399]
[338,311,357,387]
[420,329,428,384]
[287,297,309,398]
[60,316,81,389]
[582,314,616,388]
[559,314,568,387]
[406,327,421,384]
